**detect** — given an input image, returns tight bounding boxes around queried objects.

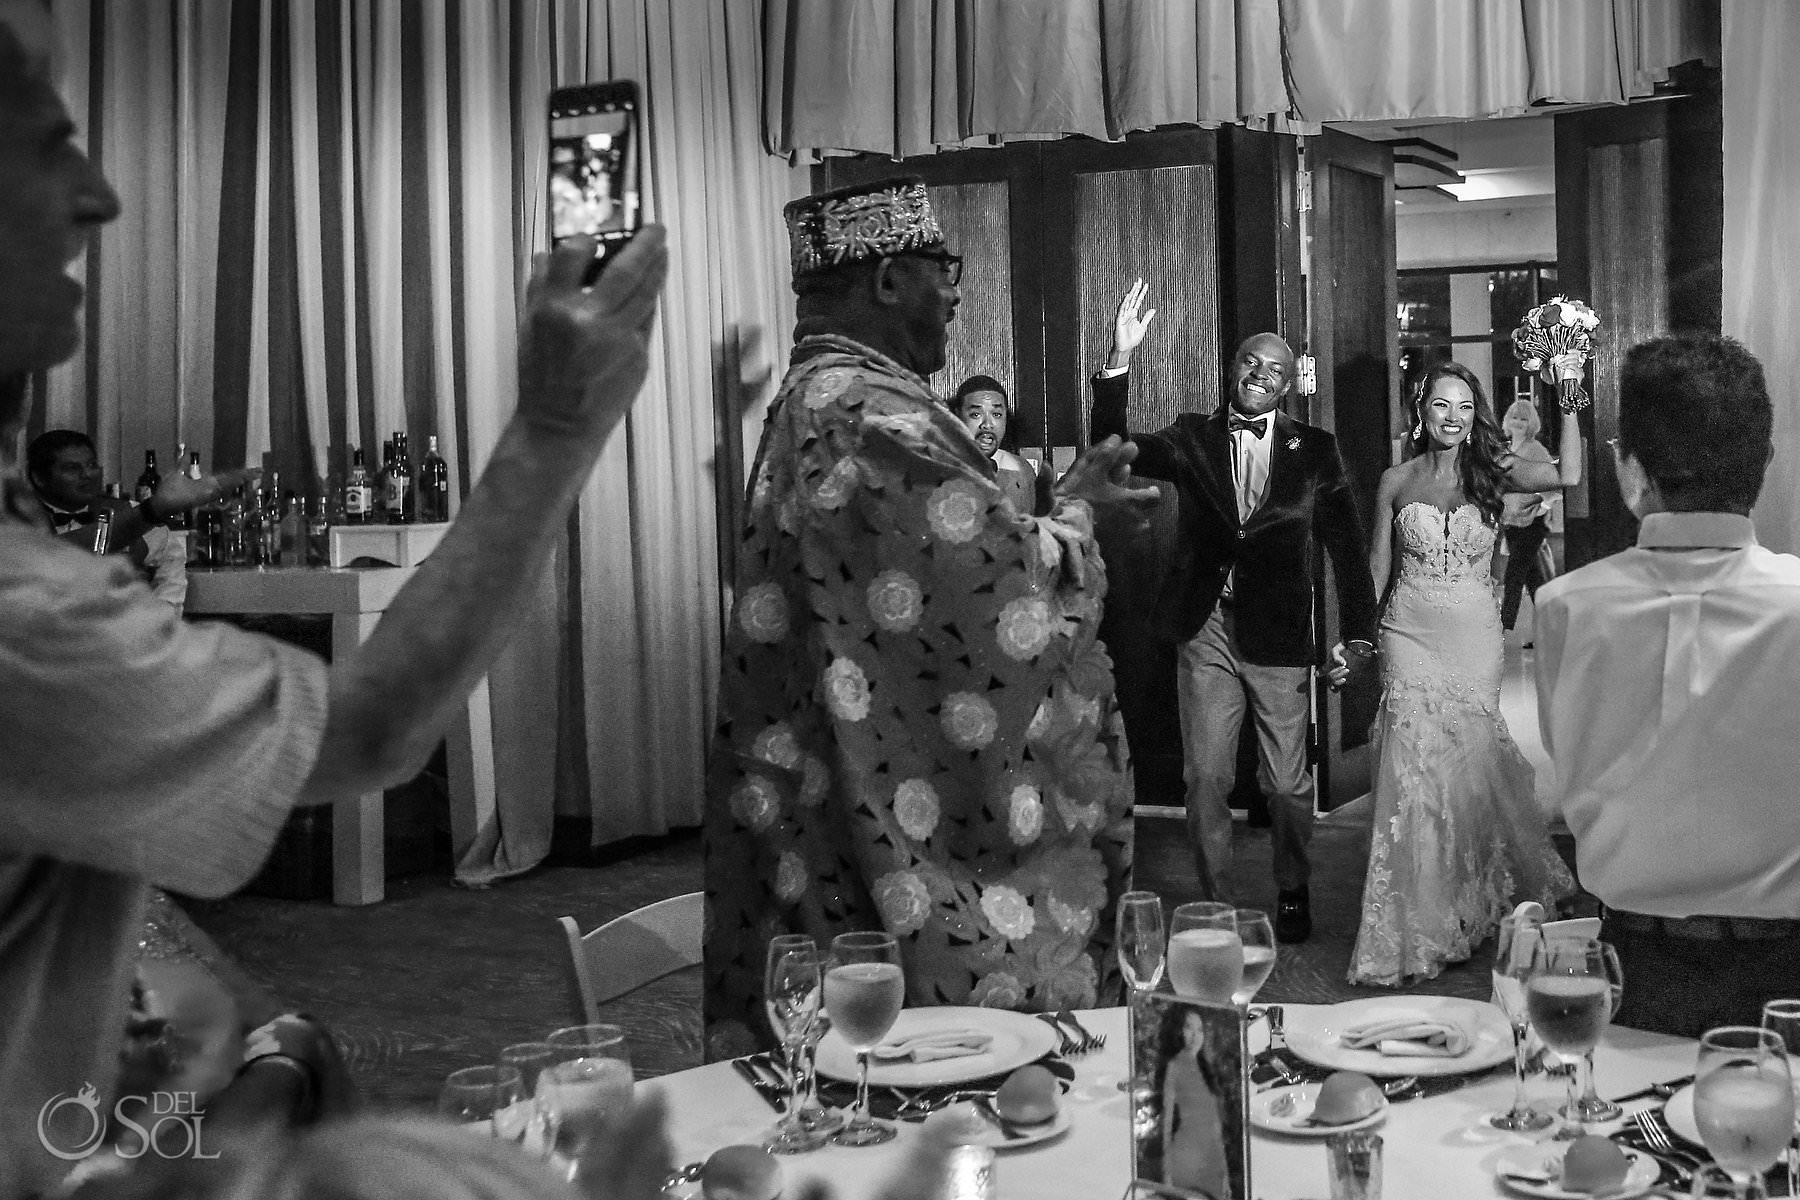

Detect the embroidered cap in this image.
[785,176,946,277]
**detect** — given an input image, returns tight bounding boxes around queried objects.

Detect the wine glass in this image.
[438,1064,527,1137]
[824,931,903,1147]
[538,1027,634,1170]
[792,1012,844,1134]
[763,935,827,1154]
[1526,937,1620,1134]
[1167,901,1241,1004]
[1488,914,1554,1132]
[1231,909,1276,1007]
[1692,1026,1795,1199]
[497,1042,556,1148]
[1760,1000,1800,1194]
[1117,891,1166,993]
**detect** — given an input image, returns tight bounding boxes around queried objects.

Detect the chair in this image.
[558,891,703,1025]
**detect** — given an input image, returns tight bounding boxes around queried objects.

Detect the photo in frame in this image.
[1128,992,1249,1200]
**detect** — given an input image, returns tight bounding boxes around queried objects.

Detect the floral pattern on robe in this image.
[703,334,1134,1058]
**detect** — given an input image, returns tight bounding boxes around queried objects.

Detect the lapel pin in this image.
[1286,436,1300,451]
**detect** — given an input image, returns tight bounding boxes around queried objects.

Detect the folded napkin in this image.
[1338,1013,1471,1058]
[872,1030,995,1063]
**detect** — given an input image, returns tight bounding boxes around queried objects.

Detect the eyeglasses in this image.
[888,250,963,287]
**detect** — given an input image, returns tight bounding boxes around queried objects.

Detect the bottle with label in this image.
[278,489,301,563]
[375,440,395,523]
[222,486,247,566]
[418,435,449,523]
[344,447,373,524]
[305,495,330,567]
[165,444,190,530]
[90,508,113,555]
[135,450,160,504]
[191,456,219,567]
[246,487,270,566]
[385,432,413,524]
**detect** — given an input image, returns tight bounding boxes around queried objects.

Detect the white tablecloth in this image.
[648,1006,1695,1199]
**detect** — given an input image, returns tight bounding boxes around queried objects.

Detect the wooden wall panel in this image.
[1587,139,1669,557]
[930,181,1018,432]
[1073,165,1222,439]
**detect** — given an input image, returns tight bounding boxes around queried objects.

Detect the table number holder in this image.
[1126,992,1250,1200]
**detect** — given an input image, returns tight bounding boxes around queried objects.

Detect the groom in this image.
[1091,282,1378,941]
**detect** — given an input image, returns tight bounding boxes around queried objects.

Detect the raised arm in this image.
[298,230,668,805]
[1090,282,1180,479]
[1503,409,1582,492]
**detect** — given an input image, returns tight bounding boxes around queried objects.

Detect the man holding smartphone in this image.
[0,6,666,1190]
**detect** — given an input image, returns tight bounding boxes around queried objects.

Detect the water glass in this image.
[547,1023,630,1066]
[1327,1130,1382,1200]
[763,934,827,1155]
[1488,914,1553,1132]
[1167,901,1241,1004]
[537,1055,636,1166]
[498,1041,556,1095]
[438,1064,527,1135]
[1116,891,1166,993]
[793,1013,844,1134]
[1526,936,1620,1132]
[1693,1026,1794,1199]
[824,931,903,1147]
[1231,909,1276,1007]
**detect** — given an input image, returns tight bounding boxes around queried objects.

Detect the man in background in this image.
[27,428,188,609]
[0,1,667,1191]
[1536,333,1800,1037]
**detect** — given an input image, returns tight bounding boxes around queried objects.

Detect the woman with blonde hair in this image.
[1497,398,1559,634]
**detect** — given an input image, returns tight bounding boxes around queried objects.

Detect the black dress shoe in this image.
[1275,889,1312,943]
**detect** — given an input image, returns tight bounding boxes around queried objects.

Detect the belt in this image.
[1600,904,1800,942]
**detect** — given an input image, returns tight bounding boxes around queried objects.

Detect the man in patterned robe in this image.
[704,178,1159,1056]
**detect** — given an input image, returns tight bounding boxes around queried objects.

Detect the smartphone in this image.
[547,80,642,282]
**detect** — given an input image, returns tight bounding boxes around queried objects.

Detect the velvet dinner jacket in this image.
[1090,370,1378,667]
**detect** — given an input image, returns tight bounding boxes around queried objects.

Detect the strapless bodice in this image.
[1394,501,1495,590]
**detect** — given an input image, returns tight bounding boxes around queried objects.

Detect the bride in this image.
[1348,362,1579,987]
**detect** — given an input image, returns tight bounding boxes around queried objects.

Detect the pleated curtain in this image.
[763,0,1716,158]
[43,0,797,877]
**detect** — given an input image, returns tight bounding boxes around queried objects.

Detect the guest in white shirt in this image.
[953,374,1041,515]
[1534,332,1800,1038]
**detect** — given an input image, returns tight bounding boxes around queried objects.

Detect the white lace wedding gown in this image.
[1348,502,1573,986]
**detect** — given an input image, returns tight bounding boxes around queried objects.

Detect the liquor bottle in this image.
[375,439,395,523]
[103,482,123,500]
[222,486,247,566]
[190,456,219,567]
[418,435,449,523]
[384,432,413,524]
[305,495,330,567]
[246,487,270,566]
[90,508,113,555]
[278,489,301,563]
[134,450,160,504]
[344,447,373,524]
[165,443,190,530]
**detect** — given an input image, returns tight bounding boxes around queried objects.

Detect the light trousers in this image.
[1175,605,1314,898]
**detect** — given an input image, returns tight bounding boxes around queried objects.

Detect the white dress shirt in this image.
[1534,512,1800,918]
[1227,412,1273,520]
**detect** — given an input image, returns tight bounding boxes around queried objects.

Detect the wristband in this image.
[238,1052,319,1123]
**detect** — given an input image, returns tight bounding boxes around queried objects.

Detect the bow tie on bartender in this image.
[1228,413,1271,438]
[49,507,101,527]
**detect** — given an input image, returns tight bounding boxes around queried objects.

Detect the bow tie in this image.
[1228,414,1270,438]
[49,507,100,527]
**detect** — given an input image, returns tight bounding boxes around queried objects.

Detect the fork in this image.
[1056,1009,1105,1054]
[1635,1107,1674,1152]
[1035,1012,1078,1057]
[1379,1075,1420,1100]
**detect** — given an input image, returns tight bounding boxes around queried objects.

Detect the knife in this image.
[1609,1075,1694,1104]
[731,1057,783,1110]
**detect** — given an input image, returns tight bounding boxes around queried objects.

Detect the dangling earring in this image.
[1410,411,1422,440]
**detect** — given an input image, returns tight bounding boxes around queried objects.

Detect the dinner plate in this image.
[1249,1083,1387,1137]
[1283,995,1514,1078]
[1494,1143,1660,1199]
[923,1101,1072,1150]
[816,1006,1059,1087]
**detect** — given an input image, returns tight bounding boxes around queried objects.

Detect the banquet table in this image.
[649,1005,1697,1200]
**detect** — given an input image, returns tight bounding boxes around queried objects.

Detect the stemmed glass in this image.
[1692,1026,1795,1200]
[495,1042,555,1144]
[1117,891,1167,993]
[1488,914,1554,1132]
[1116,891,1166,1093]
[1167,901,1241,1005]
[1760,1001,1800,1195]
[438,1064,526,1133]
[1231,909,1276,1008]
[763,935,827,1154]
[1525,937,1621,1135]
[824,931,904,1147]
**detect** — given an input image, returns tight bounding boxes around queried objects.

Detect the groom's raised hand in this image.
[1106,278,1157,371]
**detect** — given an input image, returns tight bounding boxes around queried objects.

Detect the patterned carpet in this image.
[182,813,1573,1111]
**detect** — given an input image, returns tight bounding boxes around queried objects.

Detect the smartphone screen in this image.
[548,82,641,276]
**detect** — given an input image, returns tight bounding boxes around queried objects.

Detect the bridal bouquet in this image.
[1511,296,1600,413]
